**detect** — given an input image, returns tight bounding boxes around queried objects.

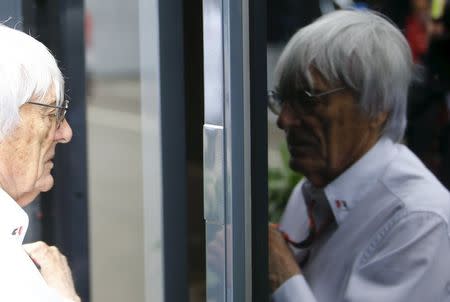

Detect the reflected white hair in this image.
[0,24,64,140]
[274,10,414,142]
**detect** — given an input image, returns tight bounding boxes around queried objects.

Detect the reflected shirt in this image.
[0,188,65,301]
[273,138,450,302]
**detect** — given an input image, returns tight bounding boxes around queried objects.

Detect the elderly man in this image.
[268,10,450,302]
[0,25,80,301]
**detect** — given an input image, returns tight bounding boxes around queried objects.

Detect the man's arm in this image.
[269,224,301,291]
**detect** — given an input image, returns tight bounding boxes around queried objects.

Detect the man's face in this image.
[412,0,430,12]
[277,70,384,187]
[0,88,72,206]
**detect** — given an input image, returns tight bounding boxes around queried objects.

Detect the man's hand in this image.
[23,241,81,302]
[268,223,301,293]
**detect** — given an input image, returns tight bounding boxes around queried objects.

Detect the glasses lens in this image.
[56,100,68,128]
[268,91,282,115]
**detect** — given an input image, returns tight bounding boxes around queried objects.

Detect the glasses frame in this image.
[27,100,69,129]
[268,86,346,115]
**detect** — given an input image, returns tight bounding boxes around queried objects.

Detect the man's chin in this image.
[289,156,323,169]
[289,156,324,174]
[17,190,41,207]
[35,174,54,192]
[16,175,54,207]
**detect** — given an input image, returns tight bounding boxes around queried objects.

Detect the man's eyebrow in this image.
[47,100,57,106]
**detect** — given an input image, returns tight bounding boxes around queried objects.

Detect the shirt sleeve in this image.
[272,274,317,302]
[273,212,450,302]
[344,211,450,302]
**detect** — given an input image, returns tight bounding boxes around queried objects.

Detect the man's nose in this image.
[55,119,73,143]
[277,103,301,130]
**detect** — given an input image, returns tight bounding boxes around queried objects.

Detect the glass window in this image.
[85,1,145,300]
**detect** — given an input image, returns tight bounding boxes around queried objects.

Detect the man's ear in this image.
[370,111,389,130]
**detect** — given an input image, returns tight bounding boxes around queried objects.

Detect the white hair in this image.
[0,24,64,140]
[274,10,414,142]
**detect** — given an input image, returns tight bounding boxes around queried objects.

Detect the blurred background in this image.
[3,0,449,301]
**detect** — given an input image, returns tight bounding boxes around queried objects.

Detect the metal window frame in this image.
[203,0,268,300]
[249,0,268,300]
[140,0,189,301]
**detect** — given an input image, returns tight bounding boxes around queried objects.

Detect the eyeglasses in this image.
[268,87,346,115]
[27,100,69,129]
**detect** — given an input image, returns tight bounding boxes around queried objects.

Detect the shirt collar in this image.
[0,188,29,244]
[322,137,398,225]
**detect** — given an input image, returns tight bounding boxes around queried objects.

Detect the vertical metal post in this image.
[249,0,268,300]
[140,0,188,301]
[203,0,226,300]
[223,0,252,300]
[203,0,267,300]
[52,2,90,300]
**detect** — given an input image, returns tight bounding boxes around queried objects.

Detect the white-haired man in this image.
[268,10,450,302]
[0,25,80,301]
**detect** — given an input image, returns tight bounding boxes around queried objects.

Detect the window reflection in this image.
[267,0,450,222]
[85,1,145,301]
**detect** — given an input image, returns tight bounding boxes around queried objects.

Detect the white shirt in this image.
[273,138,450,302]
[0,188,64,301]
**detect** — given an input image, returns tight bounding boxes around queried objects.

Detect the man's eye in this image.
[46,112,57,120]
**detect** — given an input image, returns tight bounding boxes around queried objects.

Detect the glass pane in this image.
[85,1,145,301]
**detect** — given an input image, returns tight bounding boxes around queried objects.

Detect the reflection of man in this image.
[0,25,80,301]
[268,10,450,302]
[405,0,432,63]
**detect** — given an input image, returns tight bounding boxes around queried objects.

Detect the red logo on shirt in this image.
[335,200,348,209]
[11,226,23,236]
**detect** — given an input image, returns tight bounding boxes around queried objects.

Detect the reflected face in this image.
[0,88,73,206]
[277,70,383,187]
[412,0,430,12]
